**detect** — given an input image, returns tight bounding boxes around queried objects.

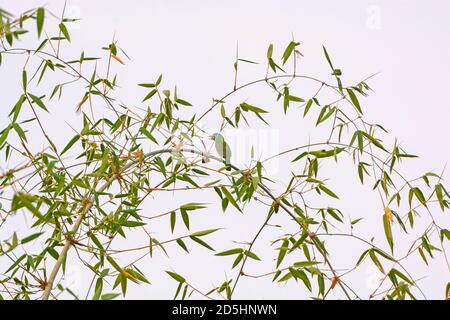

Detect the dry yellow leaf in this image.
[76,94,89,113]
[132,149,143,160]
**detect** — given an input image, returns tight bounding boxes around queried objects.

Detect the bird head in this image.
[209,133,220,140]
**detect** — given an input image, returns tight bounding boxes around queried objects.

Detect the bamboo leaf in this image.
[59,23,71,42]
[215,248,243,256]
[180,209,190,230]
[28,93,48,112]
[61,134,80,155]
[346,88,362,114]
[107,256,123,274]
[318,185,339,199]
[166,271,185,283]
[101,293,120,300]
[190,229,220,237]
[190,236,215,251]
[276,239,289,268]
[220,187,241,212]
[383,212,394,253]
[244,250,261,261]
[369,249,385,274]
[22,70,27,91]
[240,102,268,114]
[435,184,445,211]
[170,211,176,233]
[282,41,299,65]
[21,232,44,244]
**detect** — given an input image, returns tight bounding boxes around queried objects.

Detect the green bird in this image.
[210,133,232,170]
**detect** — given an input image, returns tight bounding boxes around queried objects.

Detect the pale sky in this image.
[0,0,449,299]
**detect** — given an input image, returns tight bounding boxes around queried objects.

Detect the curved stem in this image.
[4,45,431,301]
[42,147,174,299]
[42,146,353,300]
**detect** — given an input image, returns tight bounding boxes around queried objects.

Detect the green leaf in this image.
[297,270,312,292]
[282,41,299,65]
[232,253,244,268]
[278,271,293,282]
[292,151,308,162]
[418,247,428,265]
[373,247,395,262]
[190,236,215,251]
[346,88,362,114]
[120,275,127,296]
[288,95,305,103]
[283,87,289,113]
[240,102,268,114]
[369,249,385,274]
[190,229,220,237]
[138,83,156,88]
[351,217,363,225]
[61,134,80,155]
[22,70,27,91]
[5,254,26,273]
[318,273,325,296]
[244,250,261,261]
[318,185,339,199]
[267,43,273,59]
[316,106,335,125]
[304,99,313,117]
[176,239,189,253]
[322,46,334,70]
[445,282,450,300]
[36,8,45,38]
[289,267,312,291]
[413,187,427,207]
[93,278,103,300]
[180,203,207,211]
[383,213,394,253]
[175,98,192,106]
[361,132,386,152]
[140,127,158,144]
[220,187,241,212]
[215,248,243,256]
[276,239,289,268]
[142,89,157,102]
[28,93,48,112]
[166,271,185,283]
[355,249,370,266]
[121,220,146,228]
[13,123,26,142]
[21,232,44,244]
[309,147,344,159]
[11,94,26,123]
[440,229,450,242]
[238,58,258,65]
[101,293,120,300]
[180,209,189,230]
[170,211,176,233]
[435,184,445,211]
[107,256,123,273]
[326,208,343,223]
[293,261,319,268]
[388,268,412,285]
[59,23,71,42]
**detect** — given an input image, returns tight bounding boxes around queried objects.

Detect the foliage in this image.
[0,6,449,300]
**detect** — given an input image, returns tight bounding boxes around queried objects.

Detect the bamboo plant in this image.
[0,6,449,300]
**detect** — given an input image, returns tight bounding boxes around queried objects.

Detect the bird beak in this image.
[208,135,215,140]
